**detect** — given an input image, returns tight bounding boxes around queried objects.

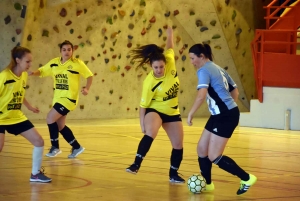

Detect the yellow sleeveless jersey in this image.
[38,57,93,111]
[140,48,180,116]
[0,69,28,125]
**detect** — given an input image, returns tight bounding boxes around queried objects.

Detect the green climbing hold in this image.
[106,17,113,25]
[79,42,85,48]
[200,27,208,32]
[203,40,210,44]
[14,3,22,10]
[210,20,216,26]
[182,67,185,72]
[84,61,89,65]
[118,54,121,59]
[95,96,99,101]
[212,34,221,39]
[76,55,79,58]
[128,23,134,29]
[84,9,87,14]
[232,10,236,21]
[70,29,74,34]
[242,50,246,57]
[12,37,15,42]
[140,0,146,6]
[110,48,114,52]
[86,26,92,32]
[109,90,113,94]
[42,30,49,37]
[97,53,101,57]
[214,45,221,50]
[113,39,117,46]
[190,11,195,16]
[118,3,123,7]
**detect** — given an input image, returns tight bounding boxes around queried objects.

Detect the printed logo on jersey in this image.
[7,91,23,110]
[55,74,69,90]
[67,65,73,69]
[163,82,179,101]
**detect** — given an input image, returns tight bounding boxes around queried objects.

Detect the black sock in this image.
[198,156,212,184]
[47,122,59,148]
[213,155,250,181]
[134,135,154,167]
[169,148,183,176]
[60,126,80,149]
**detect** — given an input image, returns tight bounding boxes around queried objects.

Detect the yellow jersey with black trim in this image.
[0,69,28,125]
[38,57,93,111]
[140,48,180,116]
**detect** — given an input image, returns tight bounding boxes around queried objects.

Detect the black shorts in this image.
[205,107,240,138]
[53,103,70,116]
[145,108,182,123]
[0,120,34,135]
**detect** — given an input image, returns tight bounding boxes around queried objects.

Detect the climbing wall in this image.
[0,0,28,71]
[1,0,263,120]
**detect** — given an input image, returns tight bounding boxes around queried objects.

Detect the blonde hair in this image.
[5,46,31,71]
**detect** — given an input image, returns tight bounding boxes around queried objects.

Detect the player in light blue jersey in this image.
[187,43,257,195]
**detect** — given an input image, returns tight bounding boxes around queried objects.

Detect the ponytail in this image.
[189,43,213,61]
[129,44,166,68]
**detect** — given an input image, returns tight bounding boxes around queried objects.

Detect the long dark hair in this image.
[189,43,213,61]
[129,44,166,68]
[5,46,31,71]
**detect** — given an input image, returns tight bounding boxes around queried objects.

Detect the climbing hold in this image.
[149,16,156,23]
[105,58,109,64]
[200,26,208,32]
[128,35,133,40]
[60,8,67,17]
[137,72,143,77]
[216,5,222,13]
[118,54,121,59]
[110,48,114,52]
[175,56,179,60]
[12,37,15,42]
[4,15,11,24]
[225,0,230,5]
[235,28,242,35]
[163,36,167,41]
[84,61,89,65]
[97,53,101,57]
[16,29,21,35]
[74,45,79,51]
[125,66,131,71]
[146,24,152,30]
[224,66,228,70]
[163,25,168,29]
[130,10,135,17]
[112,54,117,59]
[14,3,22,10]
[158,29,163,37]
[232,10,236,21]
[104,36,108,40]
[42,30,49,37]
[86,26,92,32]
[118,3,123,7]
[127,43,132,48]
[65,20,72,26]
[196,19,202,27]
[164,11,170,17]
[80,105,84,109]
[102,79,105,82]
[91,56,95,61]
[212,34,221,39]
[210,20,216,26]
[102,28,106,34]
[97,0,103,6]
[183,107,186,111]
[109,90,113,94]
[126,55,130,59]
[39,0,44,8]
[128,23,134,30]
[180,90,183,94]
[118,10,126,17]
[140,0,146,6]
[109,102,112,105]
[53,26,59,33]
[79,42,85,48]
[113,14,117,20]
[86,40,92,45]
[77,10,83,16]
[176,36,181,43]
[75,55,79,58]
[106,17,113,24]
[84,9,87,14]
[184,44,188,49]
[173,10,179,16]
[101,43,105,48]
[190,11,195,16]
[103,50,107,54]
[182,55,186,61]
[242,50,246,57]
[179,49,183,55]
[182,67,185,72]
[141,28,146,35]
[111,32,118,38]
[113,39,117,46]
[95,96,99,101]
[119,96,123,100]
[112,6,116,9]
[214,45,221,50]
[121,72,125,77]
[172,25,177,29]
[70,29,74,34]
[26,34,32,41]
[138,10,144,15]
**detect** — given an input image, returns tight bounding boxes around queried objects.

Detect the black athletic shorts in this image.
[145,108,182,123]
[0,120,34,135]
[53,103,70,116]
[205,107,240,138]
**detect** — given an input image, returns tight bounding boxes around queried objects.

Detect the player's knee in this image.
[46,113,56,124]
[208,153,221,162]
[197,144,208,157]
[171,141,183,149]
[33,135,44,147]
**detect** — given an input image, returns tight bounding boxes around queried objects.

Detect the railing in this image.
[264,0,299,29]
[251,29,300,102]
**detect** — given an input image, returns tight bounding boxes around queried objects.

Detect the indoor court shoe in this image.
[204,182,215,191]
[45,146,62,157]
[68,146,85,158]
[237,174,257,195]
[169,172,185,183]
[126,164,139,174]
[30,168,52,183]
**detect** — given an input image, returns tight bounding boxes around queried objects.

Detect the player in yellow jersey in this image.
[30,40,93,158]
[0,46,51,183]
[126,27,185,183]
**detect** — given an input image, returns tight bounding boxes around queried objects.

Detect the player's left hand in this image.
[29,106,40,113]
[81,87,89,95]
[187,113,193,126]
